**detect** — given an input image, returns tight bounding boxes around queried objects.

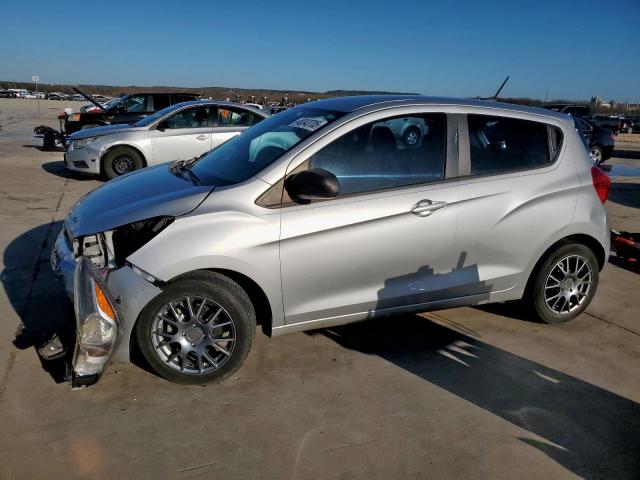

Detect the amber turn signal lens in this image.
[94,281,115,321]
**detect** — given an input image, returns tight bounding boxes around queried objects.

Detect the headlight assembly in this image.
[72,257,120,386]
[72,136,98,149]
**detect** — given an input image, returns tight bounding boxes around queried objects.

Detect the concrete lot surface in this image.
[0,98,639,479]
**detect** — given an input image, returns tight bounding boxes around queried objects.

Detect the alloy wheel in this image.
[151,296,236,374]
[544,255,592,315]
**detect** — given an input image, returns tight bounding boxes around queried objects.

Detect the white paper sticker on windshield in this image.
[288,117,328,132]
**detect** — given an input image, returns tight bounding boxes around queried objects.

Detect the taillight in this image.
[591,166,611,204]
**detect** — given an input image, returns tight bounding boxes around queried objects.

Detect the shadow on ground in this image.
[607,182,640,209]
[0,221,74,382]
[612,149,640,160]
[42,160,98,181]
[318,314,640,479]
[313,256,640,479]
[22,144,64,152]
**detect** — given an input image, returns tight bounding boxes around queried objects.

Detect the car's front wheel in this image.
[102,146,144,180]
[136,271,256,384]
[526,242,599,324]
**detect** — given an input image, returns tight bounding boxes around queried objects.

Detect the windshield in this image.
[134,103,186,127]
[190,107,345,185]
[101,96,124,109]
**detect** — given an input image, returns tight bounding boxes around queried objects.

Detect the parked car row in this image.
[48,96,611,388]
[65,100,268,178]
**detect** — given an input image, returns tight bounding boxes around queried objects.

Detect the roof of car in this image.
[169,100,269,115]
[302,95,572,122]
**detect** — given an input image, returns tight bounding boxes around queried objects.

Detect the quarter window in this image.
[467,115,560,175]
[307,114,446,196]
[218,108,261,127]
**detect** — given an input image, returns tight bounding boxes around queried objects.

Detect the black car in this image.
[542,103,592,117]
[0,90,17,98]
[574,117,615,164]
[59,87,201,135]
[628,117,640,134]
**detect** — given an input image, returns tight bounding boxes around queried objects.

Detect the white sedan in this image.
[64,101,268,179]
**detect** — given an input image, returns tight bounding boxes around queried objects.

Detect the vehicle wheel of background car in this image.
[526,241,599,324]
[589,146,603,165]
[402,126,421,147]
[102,146,144,179]
[135,271,256,385]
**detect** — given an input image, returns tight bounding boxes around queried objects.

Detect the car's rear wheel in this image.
[136,271,255,385]
[589,146,603,165]
[102,146,144,180]
[526,242,599,324]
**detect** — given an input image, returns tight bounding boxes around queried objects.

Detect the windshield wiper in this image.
[169,157,203,185]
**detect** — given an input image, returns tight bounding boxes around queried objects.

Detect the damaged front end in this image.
[57,217,173,387]
[71,257,121,388]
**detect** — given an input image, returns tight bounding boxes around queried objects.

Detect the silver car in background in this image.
[64,101,268,179]
[51,95,610,387]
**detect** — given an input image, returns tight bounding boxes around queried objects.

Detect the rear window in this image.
[468,115,562,176]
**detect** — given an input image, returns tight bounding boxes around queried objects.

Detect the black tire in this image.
[402,127,421,147]
[136,271,256,385]
[525,242,599,324]
[102,146,144,180]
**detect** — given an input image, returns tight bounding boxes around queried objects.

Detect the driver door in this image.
[279,112,466,326]
[152,105,215,164]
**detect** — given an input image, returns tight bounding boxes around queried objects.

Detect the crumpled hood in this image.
[70,123,147,139]
[65,164,214,238]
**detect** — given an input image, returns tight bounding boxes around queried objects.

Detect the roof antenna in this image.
[481,76,509,100]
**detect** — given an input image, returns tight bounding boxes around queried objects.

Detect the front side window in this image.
[218,107,261,127]
[306,114,446,196]
[191,107,345,185]
[166,106,214,129]
[468,115,559,176]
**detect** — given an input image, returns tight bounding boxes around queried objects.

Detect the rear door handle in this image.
[196,134,207,141]
[411,199,447,217]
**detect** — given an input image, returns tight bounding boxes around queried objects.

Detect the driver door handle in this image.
[196,134,207,141]
[411,199,447,217]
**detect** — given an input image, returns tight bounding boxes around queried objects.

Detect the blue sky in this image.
[1,0,639,101]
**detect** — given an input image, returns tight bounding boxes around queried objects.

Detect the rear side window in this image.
[152,94,171,110]
[172,94,198,104]
[467,115,561,176]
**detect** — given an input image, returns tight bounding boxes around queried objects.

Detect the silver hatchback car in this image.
[51,95,611,387]
[64,101,268,179]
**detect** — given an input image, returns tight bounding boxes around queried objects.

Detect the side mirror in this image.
[285,168,339,203]
[157,120,169,131]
